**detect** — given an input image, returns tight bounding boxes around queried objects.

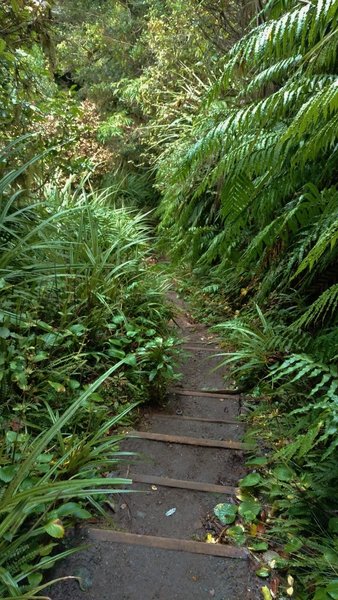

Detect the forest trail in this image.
[52,291,256,600]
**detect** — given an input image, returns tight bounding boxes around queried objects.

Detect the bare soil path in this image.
[52,291,256,599]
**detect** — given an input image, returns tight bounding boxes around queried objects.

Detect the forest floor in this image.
[51,291,259,599]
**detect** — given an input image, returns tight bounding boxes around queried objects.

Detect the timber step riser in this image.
[130,473,238,494]
[151,413,242,425]
[181,346,219,352]
[126,431,244,450]
[87,529,248,560]
[172,389,240,399]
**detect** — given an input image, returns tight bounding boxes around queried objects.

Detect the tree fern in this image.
[155,5,337,597]
[295,211,338,277]
[158,0,337,341]
[294,284,338,329]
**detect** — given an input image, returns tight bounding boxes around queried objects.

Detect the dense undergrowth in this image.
[1,0,337,598]
[156,0,338,597]
[176,276,338,599]
[0,142,178,597]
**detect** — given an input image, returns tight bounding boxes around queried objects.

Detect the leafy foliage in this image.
[158,2,338,320]
[0,147,178,596]
[2,0,338,597]
[154,0,338,597]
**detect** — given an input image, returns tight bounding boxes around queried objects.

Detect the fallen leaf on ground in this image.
[256,566,270,578]
[261,586,272,600]
[270,577,280,596]
[257,523,266,534]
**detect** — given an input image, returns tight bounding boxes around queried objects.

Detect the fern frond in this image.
[295,216,338,277]
[282,79,338,143]
[270,353,338,395]
[245,55,303,96]
[229,0,336,67]
[295,284,338,329]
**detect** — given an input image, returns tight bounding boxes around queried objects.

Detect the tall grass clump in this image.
[0,145,178,597]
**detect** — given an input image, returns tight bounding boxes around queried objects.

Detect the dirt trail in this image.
[52,291,256,599]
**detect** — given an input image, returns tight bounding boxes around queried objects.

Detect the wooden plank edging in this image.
[130,473,238,495]
[171,389,240,399]
[126,431,244,450]
[150,413,242,425]
[181,345,219,352]
[87,529,248,560]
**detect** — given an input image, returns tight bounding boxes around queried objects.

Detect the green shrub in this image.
[0,147,179,596]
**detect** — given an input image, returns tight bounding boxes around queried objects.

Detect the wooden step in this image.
[88,529,248,560]
[181,338,221,345]
[151,413,241,425]
[130,473,238,495]
[126,431,244,450]
[172,389,240,399]
[181,345,219,352]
